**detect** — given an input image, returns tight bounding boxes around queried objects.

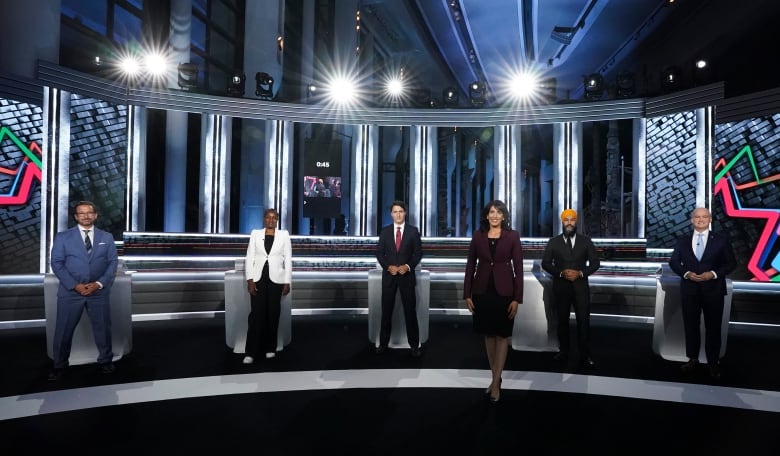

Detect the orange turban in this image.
[560,208,577,221]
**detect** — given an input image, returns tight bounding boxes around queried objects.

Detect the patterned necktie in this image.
[695,233,704,260]
[84,230,92,254]
[395,227,402,251]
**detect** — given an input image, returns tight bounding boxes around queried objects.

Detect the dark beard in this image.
[563,225,577,237]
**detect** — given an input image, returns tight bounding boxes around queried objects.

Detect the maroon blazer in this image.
[463,229,524,301]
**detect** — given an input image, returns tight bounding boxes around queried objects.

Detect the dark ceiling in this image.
[360,0,780,105]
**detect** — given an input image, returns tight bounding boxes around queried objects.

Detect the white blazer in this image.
[244,229,292,284]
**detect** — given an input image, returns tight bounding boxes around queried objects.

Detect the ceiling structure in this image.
[360,0,780,106]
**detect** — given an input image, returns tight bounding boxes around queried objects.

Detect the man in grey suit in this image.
[542,208,600,369]
[49,201,118,380]
[375,201,423,357]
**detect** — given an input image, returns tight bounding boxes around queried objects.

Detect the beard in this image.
[563,225,577,237]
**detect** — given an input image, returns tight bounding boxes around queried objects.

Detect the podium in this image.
[44,261,133,365]
[652,264,733,362]
[511,260,559,352]
[367,268,430,348]
[224,260,292,353]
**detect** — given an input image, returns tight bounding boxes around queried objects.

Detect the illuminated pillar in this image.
[200,114,232,233]
[696,107,714,210]
[40,87,70,273]
[125,106,146,231]
[494,125,522,234]
[552,121,582,234]
[410,125,436,236]
[264,119,293,230]
[351,124,378,236]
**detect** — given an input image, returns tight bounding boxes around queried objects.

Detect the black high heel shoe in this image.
[484,378,502,397]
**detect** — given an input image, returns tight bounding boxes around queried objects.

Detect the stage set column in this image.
[125,105,146,231]
[163,0,192,232]
[350,124,378,236]
[199,114,232,233]
[552,121,583,234]
[264,119,294,230]
[40,87,71,273]
[494,125,522,231]
[409,125,437,236]
[695,106,715,209]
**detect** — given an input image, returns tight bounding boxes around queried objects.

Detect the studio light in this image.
[177,62,199,91]
[468,81,487,106]
[616,71,636,98]
[660,66,681,93]
[255,72,275,99]
[227,72,246,97]
[583,73,604,100]
[442,86,459,107]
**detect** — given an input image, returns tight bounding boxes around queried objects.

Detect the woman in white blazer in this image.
[243,208,292,363]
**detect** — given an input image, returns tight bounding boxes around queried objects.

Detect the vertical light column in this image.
[125,105,147,231]
[40,87,70,273]
[199,114,232,233]
[264,119,293,230]
[351,124,378,236]
[164,0,192,232]
[494,125,522,233]
[552,122,582,233]
[410,125,436,236]
[633,118,647,238]
[696,106,715,210]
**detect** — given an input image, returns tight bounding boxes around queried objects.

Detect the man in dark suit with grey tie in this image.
[542,208,600,369]
[669,207,736,378]
[375,201,423,357]
[48,201,118,380]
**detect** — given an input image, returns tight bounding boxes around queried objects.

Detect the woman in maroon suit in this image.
[463,200,524,403]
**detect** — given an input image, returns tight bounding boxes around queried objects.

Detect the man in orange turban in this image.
[541,207,600,370]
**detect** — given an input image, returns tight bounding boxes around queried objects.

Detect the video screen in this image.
[303,140,342,218]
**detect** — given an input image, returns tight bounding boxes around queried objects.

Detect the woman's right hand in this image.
[465,298,474,313]
[247,281,257,296]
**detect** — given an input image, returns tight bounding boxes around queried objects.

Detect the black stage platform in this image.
[1,314,779,454]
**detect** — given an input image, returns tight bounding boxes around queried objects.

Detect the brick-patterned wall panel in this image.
[0,98,43,274]
[67,94,127,240]
[645,111,697,248]
[713,114,780,280]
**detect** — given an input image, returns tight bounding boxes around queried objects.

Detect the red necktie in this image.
[395,227,401,251]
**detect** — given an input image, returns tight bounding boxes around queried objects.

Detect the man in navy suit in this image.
[49,201,118,380]
[542,208,600,369]
[375,201,423,357]
[669,207,736,378]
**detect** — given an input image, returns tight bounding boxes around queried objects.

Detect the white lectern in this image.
[44,261,133,365]
[224,260,292,353]
[511,260,559,352]
[652,264,732,362]
[367,268,430,348]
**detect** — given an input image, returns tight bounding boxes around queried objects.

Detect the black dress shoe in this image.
[375,345,387,355]
[410,347,422,358]
[681,359,700,373]
[100,362,116,374]
[708,363,721,378]
[553,352,568,362]
[47,368,64,381]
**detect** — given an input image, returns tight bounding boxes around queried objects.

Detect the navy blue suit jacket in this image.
[51,226,118,300]
[463,229,524,301]
[376,224,422,286]
[669,230,736,296]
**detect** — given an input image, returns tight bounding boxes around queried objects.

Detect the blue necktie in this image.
[695,233,704,260]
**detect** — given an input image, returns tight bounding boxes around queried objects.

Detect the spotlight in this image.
[583,73,604,100]
[442,87,459,107]
[468,81,486,106]
[615,71,635,98]
[227,72,246,97]
[660,66,681,93]
[177,62,199,91]
[255,72,275,99]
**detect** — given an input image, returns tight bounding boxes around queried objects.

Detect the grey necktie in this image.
[84,230,92,254]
